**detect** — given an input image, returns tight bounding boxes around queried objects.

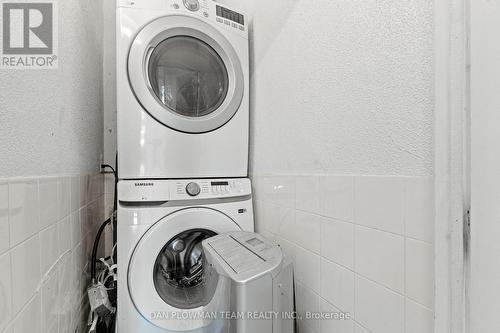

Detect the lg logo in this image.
[2,2,53,54]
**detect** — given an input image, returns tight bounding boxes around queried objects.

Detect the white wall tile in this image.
[354,176,405,234]
[71,245,83,313]
[80,175,89,206]
[57,177,70,220]
[405,177,434,243]
[2,325,13,333]
[295,211,321,254]
[0,184,9,254]
[70,211,81,249]
[295,246,321,294]
[320,176,355,222]
[355,276,404,333]
[253,199,267,233]
[275,236,296,262]
[41,271,58,333]
[405,298,433,333]
[38,178,58,230]
[9,181,39,246]
[296,176,321,213]
[0,173,104,333]
[298,321,317,333]
[320,259,354,314]
[355,226,404,293]
[58,217,71,256]
[255,201,296,241]
[40,224,58,277]
[256,176,295,208]
[0,252,12,332]
[295,282,320,332]
[320,218,354,269]
[319,298,354,333]
[405,238,434,309]
[58,254,72,333]
[253,174,434,333]
[354,322,370,333]
[70,176,80,214]
[79,206,88,238]
[11,235,41,315]
[12,293,41,333]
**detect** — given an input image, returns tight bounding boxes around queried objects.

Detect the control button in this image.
[172,3,179,9]
[239,25,245,31]
[203,11,209,17]
[224,20,230,25]
[183,0,200,11]
[186,182,201,196]
[216,17,223,23]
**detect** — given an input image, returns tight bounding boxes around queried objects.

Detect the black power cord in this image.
[91,163,118,283]
[91,217,112,283]
[88,162,118,333]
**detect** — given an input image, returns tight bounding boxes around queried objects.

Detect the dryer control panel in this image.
[117,0,248,37]
[118,178,251,202]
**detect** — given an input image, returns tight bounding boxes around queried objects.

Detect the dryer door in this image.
[128,15,244,133]
[128,207,241,331]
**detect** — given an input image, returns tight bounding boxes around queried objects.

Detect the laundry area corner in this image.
[2,0,494,332]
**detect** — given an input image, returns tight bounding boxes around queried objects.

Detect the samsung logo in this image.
[134,182,154,187]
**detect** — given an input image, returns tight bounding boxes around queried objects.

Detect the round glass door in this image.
[128,207,241,331]
[128,16,244,133]
[153,229,218,309]
[148,36,229,118]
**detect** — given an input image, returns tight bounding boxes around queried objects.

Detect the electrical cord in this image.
[91,163,118,283]
[101,163,117,212]
[91,217,112,283]
[87,161,119,333]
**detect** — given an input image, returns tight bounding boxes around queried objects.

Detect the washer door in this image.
[128,208,241,331]
[128,15,244,133]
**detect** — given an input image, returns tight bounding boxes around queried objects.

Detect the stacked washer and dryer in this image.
[115,0,293,332]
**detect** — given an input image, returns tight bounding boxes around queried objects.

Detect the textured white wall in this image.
[0,1,107,332]
[104,0,434,176]
[103,0,117,169]
[244,0,434,177]
[0,0,104,177]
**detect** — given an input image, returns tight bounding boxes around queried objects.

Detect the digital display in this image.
[246,238,264,246]
[211,181,229,186]
[216,5,244,25]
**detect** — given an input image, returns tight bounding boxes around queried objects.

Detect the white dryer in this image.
[117,0,249,179]
[117,178,254,332]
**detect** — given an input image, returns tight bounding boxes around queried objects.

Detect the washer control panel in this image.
[118,178,251,202]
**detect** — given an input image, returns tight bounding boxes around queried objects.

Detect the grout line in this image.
[295,239,428,308]
[405,295,434,312]
[266,202,433,245]
[353,208,357,323]
[403,179,408,333]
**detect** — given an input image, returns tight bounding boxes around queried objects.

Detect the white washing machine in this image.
[117,178,254,332]
[117,0,250,179]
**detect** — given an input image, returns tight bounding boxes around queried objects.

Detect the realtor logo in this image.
[1,1,58,69]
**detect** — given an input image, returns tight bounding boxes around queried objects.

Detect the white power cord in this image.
[87,244,117,333]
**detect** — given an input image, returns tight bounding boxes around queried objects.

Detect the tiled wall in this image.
[253,175,434,333]
[0,174,106,333]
